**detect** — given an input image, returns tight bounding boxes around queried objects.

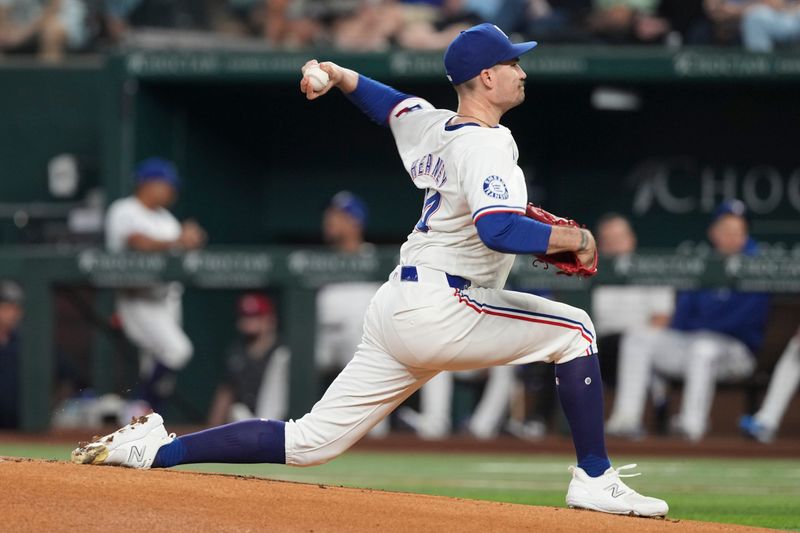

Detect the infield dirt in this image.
[0,457,777,532]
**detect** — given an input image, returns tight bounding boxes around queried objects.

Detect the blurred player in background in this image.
[607,200,770,441]
[592,213,674,390]
[105,157,206,412]
[74,24,667,518]
[208,293,290,426]
[0,280,24,429]
[315,191,388,436]
[593,213,674,435]
[740,325,800,443]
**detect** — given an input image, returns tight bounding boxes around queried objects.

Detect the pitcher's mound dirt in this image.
[0,457,774,532]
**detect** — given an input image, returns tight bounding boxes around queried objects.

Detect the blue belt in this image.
[400,266,471,290]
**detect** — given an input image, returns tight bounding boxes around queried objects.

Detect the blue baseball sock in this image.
[555,355,611,477]
[152,419,286,468]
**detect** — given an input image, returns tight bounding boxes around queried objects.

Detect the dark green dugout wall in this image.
[3,52,799,248]
[129,79,800,248]
[0,65,102,201]
[0,64,104,243]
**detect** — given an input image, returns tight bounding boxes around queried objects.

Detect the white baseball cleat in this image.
[71,412,174,469]
[566,464,668,517]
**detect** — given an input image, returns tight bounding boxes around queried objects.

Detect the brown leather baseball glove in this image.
[525,203,598,277]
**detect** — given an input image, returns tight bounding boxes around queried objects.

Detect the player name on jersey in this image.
[409,153,448,187]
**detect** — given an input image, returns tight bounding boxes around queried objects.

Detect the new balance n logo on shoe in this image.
[129,445,146,464]
[604,483,626,498]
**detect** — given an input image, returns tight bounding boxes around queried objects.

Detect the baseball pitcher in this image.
[74,24,667,517]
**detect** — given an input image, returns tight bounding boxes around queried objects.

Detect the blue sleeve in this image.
[345,75,410,126]
[475,212,553,254]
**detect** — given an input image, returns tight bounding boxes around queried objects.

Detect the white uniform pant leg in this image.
[468,365,515,439]
[254,346,291,421]
[654,331,754,439]
[284,345,436,466]
[285,282,437,466]
[117,294,193,370]
[756,335,800,430]
[607,328,682,428]
[415,371,454,439]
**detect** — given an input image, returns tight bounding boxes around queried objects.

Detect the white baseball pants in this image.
[117,284,193,371]
[754,333,800,431]
[608,328,755,440]
[285,266,597,466]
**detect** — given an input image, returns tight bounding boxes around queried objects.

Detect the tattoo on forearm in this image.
[579,230,588,251]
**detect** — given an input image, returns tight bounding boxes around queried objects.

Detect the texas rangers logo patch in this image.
[483,175,509,199]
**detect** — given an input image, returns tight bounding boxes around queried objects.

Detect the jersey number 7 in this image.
[415,190,442,233]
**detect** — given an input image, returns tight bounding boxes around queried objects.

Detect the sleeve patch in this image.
[483,175,509,199]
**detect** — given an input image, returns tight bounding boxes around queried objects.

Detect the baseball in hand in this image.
[304,66,330,91]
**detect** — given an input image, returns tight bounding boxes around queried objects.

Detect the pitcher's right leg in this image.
[286,345,437,466]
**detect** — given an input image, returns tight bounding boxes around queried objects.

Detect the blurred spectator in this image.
[0,280,24,428]
[587,0,669,43]
[314,191,388,436]
[0,0,90,61]
[606,200,771,441]
[103,0,208,44]
[592,213,674,389]
[586,0,712,44]
[288,0,479,52]
[657,0,714,44]
[462,0,592,43]
[390,0,481,51]
[741,1,800,51]
[280,0,363,48]
[208,0,288,44]
[207,293,290,425]
[703,0,769,45]
[105,157,206,413]
[524,0,594,42]
[740,326,800,442]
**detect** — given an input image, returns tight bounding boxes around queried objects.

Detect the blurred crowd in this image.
[2,0,800,61]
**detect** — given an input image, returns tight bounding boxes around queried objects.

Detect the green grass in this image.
[3,443,799,530]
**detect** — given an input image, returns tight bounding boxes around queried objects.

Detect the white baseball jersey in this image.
[316,281,382,370]
[105,196,181,252]
[390,97,527,289]
[592,285,674,336]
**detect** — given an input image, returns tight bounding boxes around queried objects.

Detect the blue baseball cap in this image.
[135,157,180,188]
[444,23,538,85]
[330,191,368,228]
[712,199,749,223]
